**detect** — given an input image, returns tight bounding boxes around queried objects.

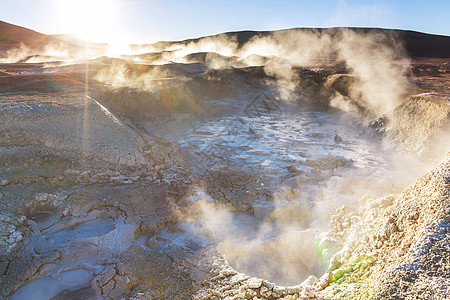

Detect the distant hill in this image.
[0,20,67,53]
[152,27,450,58]
[1,20,449,58]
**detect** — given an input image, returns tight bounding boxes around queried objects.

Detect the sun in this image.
[53,0,121,42]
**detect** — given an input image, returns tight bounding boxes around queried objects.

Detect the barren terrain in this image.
[0,21,449,299]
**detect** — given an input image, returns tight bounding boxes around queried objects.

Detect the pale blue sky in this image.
[1,0,449,43]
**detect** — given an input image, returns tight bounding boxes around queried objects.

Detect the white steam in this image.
[91,28,411,116]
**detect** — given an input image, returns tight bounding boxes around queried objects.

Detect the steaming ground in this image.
[145,94,424,287]
[0,24,449,299]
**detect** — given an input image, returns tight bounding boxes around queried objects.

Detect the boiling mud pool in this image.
[9,107,415,297]
[152,107,406,286]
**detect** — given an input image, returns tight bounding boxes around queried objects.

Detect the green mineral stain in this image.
[324,255,377,300]
[330,255,376,284]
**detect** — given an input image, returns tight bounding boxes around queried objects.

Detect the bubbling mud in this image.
[150,100,432,285]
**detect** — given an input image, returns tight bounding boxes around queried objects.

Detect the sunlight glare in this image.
[54,0,121,42]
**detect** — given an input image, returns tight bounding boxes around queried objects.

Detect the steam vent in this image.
[1,19,450,299]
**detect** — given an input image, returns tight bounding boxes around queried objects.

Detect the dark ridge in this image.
[1,20,449,58]
[152,27,450,58]
[397,30,450,58]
